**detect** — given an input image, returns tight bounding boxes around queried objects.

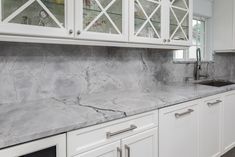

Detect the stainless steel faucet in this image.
[194,48,208,80]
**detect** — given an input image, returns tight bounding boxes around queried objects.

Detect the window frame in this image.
[173,16,208,61]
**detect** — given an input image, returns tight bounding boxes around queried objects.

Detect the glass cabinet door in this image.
[169,0,191,43]
[129,0,163,43]
[75,0,128,41]
[0,0,73,37]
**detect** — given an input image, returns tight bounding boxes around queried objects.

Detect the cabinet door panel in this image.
[223,92,235,153]
[75,141,120,157]
[122,128,158,157]
[159,105,198,157]
[167,0,192,45]
[75,0,128,41]
[0,0,74,37]
[129,0,164,44]
[199,97,222,157]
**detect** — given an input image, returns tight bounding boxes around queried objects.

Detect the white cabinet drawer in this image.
[159,100,199,115]
[67,111,158,157]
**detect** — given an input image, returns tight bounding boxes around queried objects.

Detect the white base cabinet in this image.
[122,128,158,157]
[159,91,235,157]
[67,111,158,157]
[159,101,199,157]
[222,91,235,154]
[199,95,222,157]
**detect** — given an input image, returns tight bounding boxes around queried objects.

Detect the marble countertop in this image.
[1,82,235,149]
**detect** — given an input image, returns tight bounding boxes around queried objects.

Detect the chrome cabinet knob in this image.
[77,30,81,35]
[163,39,167,43]
[168,39,171,42]
[69,29,73,34]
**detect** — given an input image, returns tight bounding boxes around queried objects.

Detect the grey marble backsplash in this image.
[214,53,235,80]
[0,42,233,104]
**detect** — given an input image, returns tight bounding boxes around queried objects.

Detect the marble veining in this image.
[0,42,219,104]
[1,82,235,149]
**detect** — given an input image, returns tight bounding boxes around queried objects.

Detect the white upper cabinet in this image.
[0,0,74,38]
[166,0,192,45]
[129,0,164,44]
[75,0,128,41]
[0,0,192,46]
[213,0,235,52]
[129,0,192,45]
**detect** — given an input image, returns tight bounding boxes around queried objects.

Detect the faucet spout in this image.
[194,48,202,80]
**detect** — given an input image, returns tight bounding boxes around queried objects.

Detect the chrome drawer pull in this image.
[125,145,130,157]
[106,125,137,138]
[207,100,222,106]
[175,109,194,118]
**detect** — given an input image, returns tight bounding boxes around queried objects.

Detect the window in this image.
[174,17,207,61]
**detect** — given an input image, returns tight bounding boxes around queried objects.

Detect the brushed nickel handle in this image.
[175,109,194,118]
[167,39,171,42]
[117,147,122,157]
[207,100,222,106]
[106,125,137,138]
[125,145,130,157]
[77,30,81,35]
[69,29,73,34]
[163,39,167,43]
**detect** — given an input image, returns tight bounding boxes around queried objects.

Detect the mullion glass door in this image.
[0,0,73,38]
[169,0,190,41]
[83,0,122,35]
[134,0,162,39]
[1,0,65,28]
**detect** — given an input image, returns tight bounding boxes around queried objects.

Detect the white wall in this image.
[193,0,213,17]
